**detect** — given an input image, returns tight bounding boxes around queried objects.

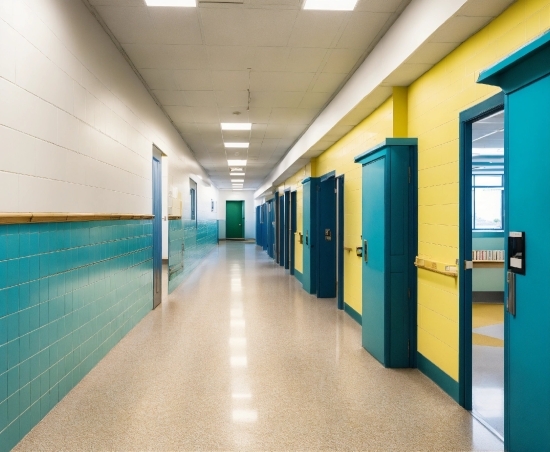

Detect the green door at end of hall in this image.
[226,201,244,239]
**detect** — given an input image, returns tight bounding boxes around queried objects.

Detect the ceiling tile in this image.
[190,106,220,123]
[182,91,217,107]
[336,12,391,49]
[322,48,364,73]
[250,91,304,108]
[140,69,176,90]
[287,11,347,48]
[164,106,195,123]
[250,72,315,92]
[211,71,250,91]
[173,70,213,91]
[355,0,409,13]
[207,46,255,71]
[124,44,207,70]
[285,48,327,73]
[214,91,249,108]
[95,6,202,45]
[251,47,291,72]
[152,90,185,106]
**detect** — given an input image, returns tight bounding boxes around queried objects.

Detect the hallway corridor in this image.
[14,243,502,451]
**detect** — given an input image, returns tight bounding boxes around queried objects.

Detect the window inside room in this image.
[472,175,503,230]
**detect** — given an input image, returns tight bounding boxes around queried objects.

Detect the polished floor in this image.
[15,243,503,451]
[472,303,504,439]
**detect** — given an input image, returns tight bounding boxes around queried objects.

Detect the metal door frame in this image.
[458,92,505,410]
[152,146,163,309]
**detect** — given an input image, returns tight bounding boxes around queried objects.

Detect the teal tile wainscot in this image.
[0,218,153,451]
[168,219,218,293]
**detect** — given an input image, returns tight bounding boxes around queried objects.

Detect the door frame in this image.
[458,92,505,409]
[336,175,345,310]
[152,146,163,309]
[284,188,291,269]
[290,191,297,275]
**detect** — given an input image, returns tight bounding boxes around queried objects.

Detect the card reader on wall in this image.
[508,231,525,275]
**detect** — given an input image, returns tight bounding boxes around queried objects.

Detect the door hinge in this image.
[407,288,410,298]
[408,167,411,183]
[408,340,410,356]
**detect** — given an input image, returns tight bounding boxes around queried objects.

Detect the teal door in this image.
[356,139,417,368]
[506,74,550,452]
[317,176,337,298]
[477,32,550,451]
[361,157,386,363]
[226,201,244,239]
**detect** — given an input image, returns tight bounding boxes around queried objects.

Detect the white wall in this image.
[0,0,216,214]
[218,191,256,240]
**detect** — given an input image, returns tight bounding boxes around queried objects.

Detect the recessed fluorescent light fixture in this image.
[231,179,244,183]
[225,143,249,148]
[230,173,245,176]
[221,123,252,131]
[145,0,196,6]
[303,0,357,10]
[228,160,247,166]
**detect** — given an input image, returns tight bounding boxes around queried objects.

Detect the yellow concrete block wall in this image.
[409,0,550,381]
[280,98,394,314]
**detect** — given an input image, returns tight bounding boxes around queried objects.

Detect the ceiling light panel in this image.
[145,0,196,6]
[231,179,245,183]
[228,160,247,166]
[222,123,252,131]
[230,173,245,176]
[225,143,249,148]
[303,0,357,11]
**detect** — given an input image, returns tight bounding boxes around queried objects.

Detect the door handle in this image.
[507,271,516,316]
[364,240,368,263]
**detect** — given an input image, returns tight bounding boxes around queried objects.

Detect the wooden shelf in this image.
[0,213,154,225]
[473,260,505,269]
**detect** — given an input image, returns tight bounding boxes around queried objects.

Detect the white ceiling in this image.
[87,0,412,189]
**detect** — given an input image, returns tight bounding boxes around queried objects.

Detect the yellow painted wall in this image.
[409,0,550,381]
[279,97,395,312]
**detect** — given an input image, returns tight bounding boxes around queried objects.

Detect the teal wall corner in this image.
[417,352,460,403]
[294,269,303,283]
[344,303,362,326]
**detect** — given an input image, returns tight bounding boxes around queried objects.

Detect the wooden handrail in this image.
[414,256,458,277]
[0,213,154,225]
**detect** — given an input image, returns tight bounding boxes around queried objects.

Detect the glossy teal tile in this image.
[0,220,154,449]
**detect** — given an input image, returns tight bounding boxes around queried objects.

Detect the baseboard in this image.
[344,303,362,326]
[472,291,504,303]
[294,269,303,283]
[417,352,460,403]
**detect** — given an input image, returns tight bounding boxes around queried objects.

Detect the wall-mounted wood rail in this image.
[168,215,182,220]
[414,256,458,277]
[0,213,154,225]
[344,247,353,252]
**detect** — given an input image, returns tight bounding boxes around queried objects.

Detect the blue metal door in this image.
[317,177,336,298]
[362,156,386,364]
[152,155,162,309]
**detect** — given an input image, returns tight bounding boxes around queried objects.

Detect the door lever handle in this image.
[507,271,516,316]
[364,240,368,263]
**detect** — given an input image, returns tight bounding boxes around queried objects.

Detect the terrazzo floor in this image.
[14,242,503,451]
